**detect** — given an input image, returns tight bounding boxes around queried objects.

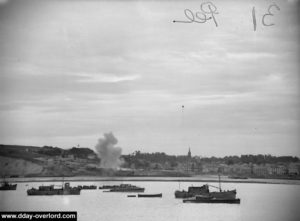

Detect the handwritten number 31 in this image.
[252,4,280,31]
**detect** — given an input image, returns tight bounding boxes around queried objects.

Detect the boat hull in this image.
[183,198,240,204]
[0,184,17,191]
[101,184,145,192]
[110,188,145,192]
[27,189,81,195]
[175,190,193,198]
[209,190,237,200]
[138,193,162,198]
[127,195,137,197]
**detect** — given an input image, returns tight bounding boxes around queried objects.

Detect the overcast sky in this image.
[0,0,299,157]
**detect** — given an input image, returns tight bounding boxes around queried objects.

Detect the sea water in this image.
[1,181,300,221]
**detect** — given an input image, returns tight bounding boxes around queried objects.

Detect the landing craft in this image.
[27,183,81,195]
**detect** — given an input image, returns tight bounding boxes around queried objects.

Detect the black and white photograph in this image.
[0,0,299,220]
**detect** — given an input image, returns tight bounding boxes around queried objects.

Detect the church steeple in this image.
[188,147,191,158]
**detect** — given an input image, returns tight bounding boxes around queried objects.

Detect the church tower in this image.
[188,147,191,159]
[186,147,192,173]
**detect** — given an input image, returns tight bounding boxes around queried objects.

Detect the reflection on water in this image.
[1,181,300,221]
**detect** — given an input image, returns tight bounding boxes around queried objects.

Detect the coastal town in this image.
[0,144,299,179]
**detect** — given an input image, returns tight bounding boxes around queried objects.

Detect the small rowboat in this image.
[138,193,162,198]
[127,195,136,197]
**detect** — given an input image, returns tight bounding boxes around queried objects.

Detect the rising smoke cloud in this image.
[95,132,123,169]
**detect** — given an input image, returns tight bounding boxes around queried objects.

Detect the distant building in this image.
[87,154,96,160]
[288,163,300,175]
[253,164,268,176]
[188,148,191,159]
[267,165,288,175]
[202,163,219,174]
[65,154,75,160]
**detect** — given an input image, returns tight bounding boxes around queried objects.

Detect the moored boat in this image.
[109,184,145,192]
[183,189,240,203]
[99,185,119,189]
[183,175,240,204]
[127,194,137,197]
[27,183,81,195]
[78,185,97,190]
[0,181,17,191]
[138,193,162,198]
[175,185,209,198]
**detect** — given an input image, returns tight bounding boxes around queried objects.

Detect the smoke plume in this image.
[95,132,123,169]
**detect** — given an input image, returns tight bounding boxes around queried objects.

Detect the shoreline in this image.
[6,176,300,185]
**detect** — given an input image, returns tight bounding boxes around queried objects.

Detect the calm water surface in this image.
[1,181,300,221]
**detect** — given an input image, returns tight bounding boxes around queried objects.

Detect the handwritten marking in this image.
[262,3,280,26]
[173,1,219,27]
[173,2,281,31]
[252,3,280,31]
[252,7,257,31]
[201,2,218,27]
